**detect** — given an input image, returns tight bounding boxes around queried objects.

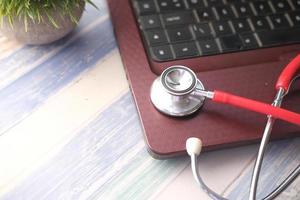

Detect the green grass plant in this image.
[0,0,96,30]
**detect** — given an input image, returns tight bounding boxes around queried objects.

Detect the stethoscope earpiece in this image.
[186,137,202,156]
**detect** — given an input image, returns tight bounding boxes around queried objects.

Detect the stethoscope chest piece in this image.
[150,65,205,117]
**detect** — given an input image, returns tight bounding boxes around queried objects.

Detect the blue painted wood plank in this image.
[228,138,300,200]
[0,1,189,199]
[0,1,108,89]
[2,92,188,200]
[0,18,116,135]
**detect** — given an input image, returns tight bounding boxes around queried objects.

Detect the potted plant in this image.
[0,0,96,45]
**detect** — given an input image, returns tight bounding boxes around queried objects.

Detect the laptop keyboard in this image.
[132,0,300,62]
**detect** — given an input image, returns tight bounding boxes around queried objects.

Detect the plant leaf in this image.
[0,0,95,29]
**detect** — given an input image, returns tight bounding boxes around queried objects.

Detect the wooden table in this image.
[0,1,299,199]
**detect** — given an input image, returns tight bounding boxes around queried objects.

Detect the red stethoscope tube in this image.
[213,90,300,126]
[209,54,300,126]
[276,54,300,91]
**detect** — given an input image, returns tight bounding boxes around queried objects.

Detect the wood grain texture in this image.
[0,36,22,60]
[227,138,300,199]
[0,50,129,195]
[0,3,115,136]
[2,93,188,200]
[0,1,108,91]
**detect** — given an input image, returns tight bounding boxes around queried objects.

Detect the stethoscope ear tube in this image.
[276,54,300,91]
[212,90,300,126]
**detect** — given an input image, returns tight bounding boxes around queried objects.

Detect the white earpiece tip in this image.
[186,137,202,156]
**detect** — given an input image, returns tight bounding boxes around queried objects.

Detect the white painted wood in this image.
[155,144,258,200]
[0,51,129,195]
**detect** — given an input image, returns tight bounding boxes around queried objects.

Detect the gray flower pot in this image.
[0,2,85,45]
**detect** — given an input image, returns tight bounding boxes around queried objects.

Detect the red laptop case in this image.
[108,0,300,158]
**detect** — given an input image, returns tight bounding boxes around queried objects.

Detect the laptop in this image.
[108,0,300,158]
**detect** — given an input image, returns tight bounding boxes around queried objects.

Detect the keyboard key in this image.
[144,30,168,46]
[197,8,216,22]
[132,0,300,61]
[190,23,213,38]
[173,42,199,58]
[234,3,254,18]
[239,33,259,48]
[219,35,243,52]
[271,0,292,13]
[250,17,271,31]
[291,0,300,9]
[186,0,205,8]
[269,14,290,29]
[257,28,300,46]
[289,11,300,27]
[162,12,195,27]
[206,0,224,6]
[215,6,235,20]
[252,1,273,15]
[135,1,157,15]
[150,45,173,61]
[157,0,186,12]
[232,19,252,33]
[167,27,193,42]
[198,39,220,55]
[226,0,240,4]
[212,21,233,36]
[139,15,162,29]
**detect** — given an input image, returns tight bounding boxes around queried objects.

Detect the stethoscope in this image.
[150,54,300,200]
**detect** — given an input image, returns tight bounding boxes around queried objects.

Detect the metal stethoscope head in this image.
[150,65,206,117]
[150,54,300,200]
